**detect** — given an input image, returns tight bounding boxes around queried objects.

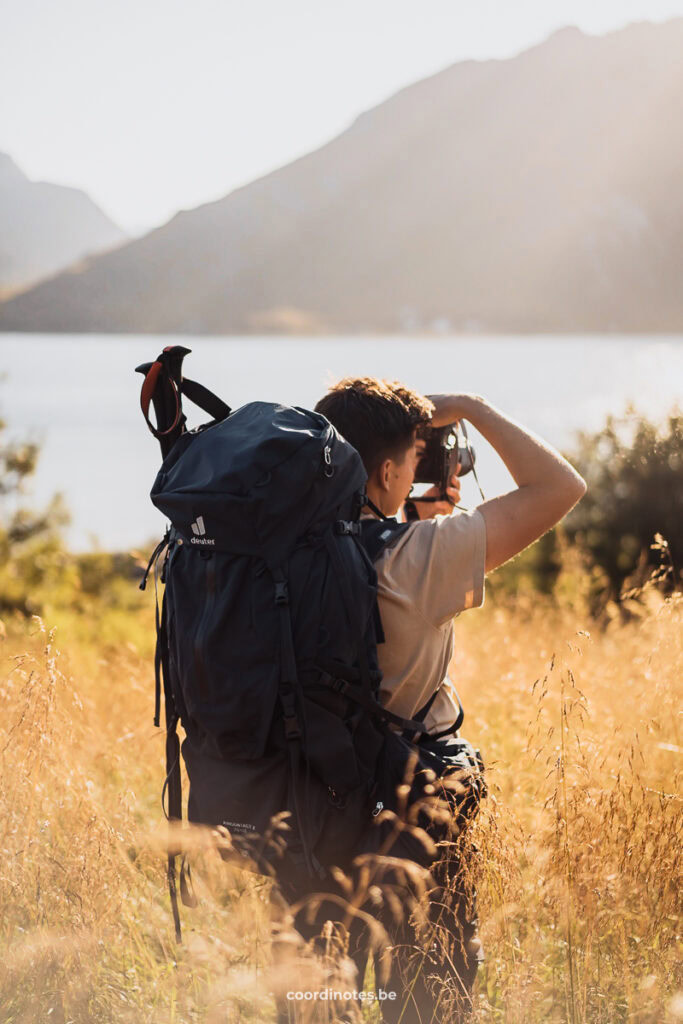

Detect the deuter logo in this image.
[191,515,206,536]
[190,516,215,545]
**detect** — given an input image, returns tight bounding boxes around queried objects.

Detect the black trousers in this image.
[274,847,481,1024]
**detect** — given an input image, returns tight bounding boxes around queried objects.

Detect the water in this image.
[0,334,681,551]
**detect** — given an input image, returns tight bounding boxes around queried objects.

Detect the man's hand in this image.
[426,393,587,571]
[427,393,479,428]
[406,471,461,520]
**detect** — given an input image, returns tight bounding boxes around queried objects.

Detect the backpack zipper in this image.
[323,443,334,477]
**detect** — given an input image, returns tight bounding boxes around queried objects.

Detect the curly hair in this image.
[315,377,434,474]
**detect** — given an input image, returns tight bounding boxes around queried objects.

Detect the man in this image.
[312,377,587,1021]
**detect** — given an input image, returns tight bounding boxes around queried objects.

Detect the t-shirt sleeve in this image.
[382,508,487,627]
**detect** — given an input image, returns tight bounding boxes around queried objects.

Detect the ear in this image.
[376,458,393,493]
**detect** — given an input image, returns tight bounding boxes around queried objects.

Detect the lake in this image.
[0,333,681,551]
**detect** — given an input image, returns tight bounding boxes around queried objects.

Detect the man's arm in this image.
[427,393,587,573]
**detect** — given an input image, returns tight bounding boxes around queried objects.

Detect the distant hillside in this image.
[0,153,126,297]
[2,19,683,333]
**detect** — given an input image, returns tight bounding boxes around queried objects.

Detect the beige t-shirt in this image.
[368,508,487,735]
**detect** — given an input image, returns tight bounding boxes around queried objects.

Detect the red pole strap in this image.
[140,361,163,420]
[140,360,182,437]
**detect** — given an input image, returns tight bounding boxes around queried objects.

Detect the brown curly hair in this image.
[315,377,434,474]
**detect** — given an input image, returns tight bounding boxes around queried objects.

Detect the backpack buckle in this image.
[334,520,361,537]
[283,713,301,740]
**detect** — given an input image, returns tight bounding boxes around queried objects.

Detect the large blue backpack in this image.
[137,348,454,938]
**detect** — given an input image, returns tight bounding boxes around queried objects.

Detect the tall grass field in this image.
[1,577,680,1023]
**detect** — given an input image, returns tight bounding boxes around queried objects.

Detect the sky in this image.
[2,0,683,234]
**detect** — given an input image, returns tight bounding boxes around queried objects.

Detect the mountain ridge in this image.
[0,153,127,297]
[2,18,683,332]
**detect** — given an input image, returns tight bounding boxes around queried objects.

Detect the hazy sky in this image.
[2,0,683,233]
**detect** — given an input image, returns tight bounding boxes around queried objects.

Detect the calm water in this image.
[0,334,681,551]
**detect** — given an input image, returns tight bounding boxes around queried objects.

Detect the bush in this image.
[564,409,682,600]
[0,414,73,616]
[0,413,146,626]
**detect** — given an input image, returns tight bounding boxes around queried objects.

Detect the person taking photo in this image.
[313,377,587,1022]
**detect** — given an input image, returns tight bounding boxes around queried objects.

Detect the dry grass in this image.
[0,586,681,1023]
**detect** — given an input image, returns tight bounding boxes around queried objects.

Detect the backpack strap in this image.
[356,517,411,646]
[317,667,431,735]
[419,690,465,740]
[271,567,323,881]
[358,517,411,562]
[402,687,440,743]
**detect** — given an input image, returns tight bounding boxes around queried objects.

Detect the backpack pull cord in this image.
[272,568,319,880]
[146,532,171,728]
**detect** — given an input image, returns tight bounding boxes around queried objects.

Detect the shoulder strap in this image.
[359,517,411,563]
[401,683,466,743]
[359,516,466,739]
[422,687,465,740]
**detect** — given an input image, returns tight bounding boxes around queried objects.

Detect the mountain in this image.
[2,20,683,333]
[0,153,126,297]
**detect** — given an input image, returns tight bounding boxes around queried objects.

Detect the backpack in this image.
[137,347,485,940]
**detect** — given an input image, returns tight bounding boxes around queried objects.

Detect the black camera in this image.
[414,422,476,493]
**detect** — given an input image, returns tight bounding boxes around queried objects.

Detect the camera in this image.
[414,422,476,494]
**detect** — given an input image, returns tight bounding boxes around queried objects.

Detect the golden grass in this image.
[0,588,681,1023]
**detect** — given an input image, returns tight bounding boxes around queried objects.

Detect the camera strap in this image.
[461,421,486,502]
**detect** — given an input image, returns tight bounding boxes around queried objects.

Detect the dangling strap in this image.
[138,531,173,727]
[139,532,169,592]
[145,532,196,941]
[163,717,183,942]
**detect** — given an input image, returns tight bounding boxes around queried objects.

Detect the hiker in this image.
[310,377,588,1021]
[137,349,586,1024]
